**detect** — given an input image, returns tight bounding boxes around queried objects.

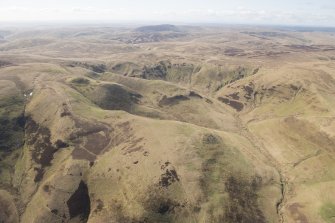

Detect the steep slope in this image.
[0,62,282,222]
[0,70,281,222]
[217,63,335,223]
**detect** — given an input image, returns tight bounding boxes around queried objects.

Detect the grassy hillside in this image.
[0,25,334,223]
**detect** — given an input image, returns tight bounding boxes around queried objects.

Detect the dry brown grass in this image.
[0,25,334,222]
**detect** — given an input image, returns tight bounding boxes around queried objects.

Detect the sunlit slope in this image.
[0,26,335,223]
[216,63,335,223]
[9,75,280,223]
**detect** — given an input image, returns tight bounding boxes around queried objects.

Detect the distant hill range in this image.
[135,24,180,32]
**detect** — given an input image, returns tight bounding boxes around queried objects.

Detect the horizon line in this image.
[1,20,335,29]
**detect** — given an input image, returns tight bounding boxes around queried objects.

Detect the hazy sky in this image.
[1,0,335,26]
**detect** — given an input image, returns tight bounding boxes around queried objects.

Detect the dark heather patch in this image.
[243,84,254,100]
[70,117,143,166]
[55,140,69,149]
[218,97,244,111]
[67,181,91,220]
[141,61,168,80]
[0,109,25,152]
[228,67,250,84]
[115,123,145,155]
[161,161,170,170]
[226,92,240,100]
[60,103,71,117]
[143,187,183,221]
[224,48,245,57]
[34,167,45,182]
[158,95,190,106]
[205,98,213,104]
[51,209,58,215]
[94,199,104,213]
[202,134,220,145]
[290,84,299,91]
[43,185,50,192]
[88,64,106,73]
[223,175,266,223]
[130,93,142,104]
[285,44,318,51]
[71,77,90,85]
[159,169,180,188]
[114,121,133,146]
[189,91,203,99]
[252,67,260,75]
[84,133,109,154]
[60,110,71,117]
[16,113,26,128]
[157,201,175,215]
[68,62,106,73]
[25,117,58,182]
[70,117,111,161]
[0,60,13,67]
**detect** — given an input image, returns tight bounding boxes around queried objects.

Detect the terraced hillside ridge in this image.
[0,24,335,223]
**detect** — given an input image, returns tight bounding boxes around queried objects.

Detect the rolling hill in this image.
[0,24,335,223]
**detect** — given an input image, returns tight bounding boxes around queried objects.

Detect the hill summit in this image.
[135,24,180,32]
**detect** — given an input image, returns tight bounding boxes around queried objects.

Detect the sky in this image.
[0,0,335,26]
